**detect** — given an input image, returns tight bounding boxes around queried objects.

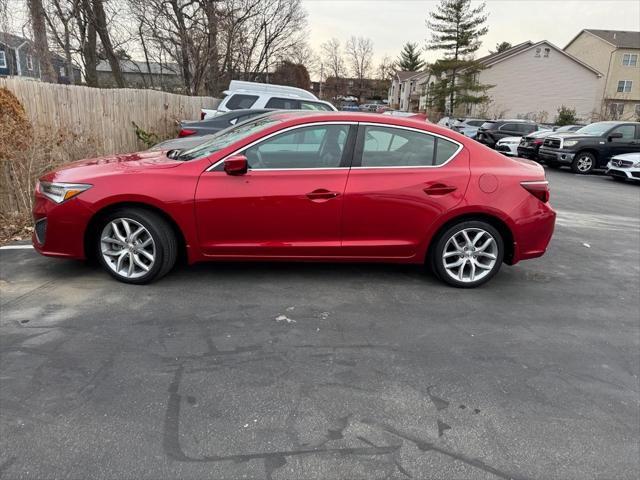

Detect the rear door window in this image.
[225,94,259,110]
[265,97,300,109]
[357,126,459,167]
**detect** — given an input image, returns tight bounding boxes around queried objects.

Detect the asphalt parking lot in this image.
[1,168,638,480]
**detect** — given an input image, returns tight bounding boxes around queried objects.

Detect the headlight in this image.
[563,140,579,147]
[38,181,92,203]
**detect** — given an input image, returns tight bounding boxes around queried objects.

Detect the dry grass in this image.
[0,88,99,244]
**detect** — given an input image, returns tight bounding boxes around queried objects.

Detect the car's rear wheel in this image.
[431,221,504,288]
[97,208,177,284]
[571,152,596,174]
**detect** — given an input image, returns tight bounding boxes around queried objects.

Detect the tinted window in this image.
[467,120,484,126]
[518,124,537,134]
[359,126,458,167]
[225,94,258,110]
[610,125,635,141]
[244,125,350,169]
[500,123,521,132]
[265,97,299,109]
[300,100,333,111]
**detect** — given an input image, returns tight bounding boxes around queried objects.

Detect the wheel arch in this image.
[426,212,515,265]
[84,201,188,264]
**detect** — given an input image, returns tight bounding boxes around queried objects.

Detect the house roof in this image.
[97,59,180,76]
[395,71,419,82]
[0,32,32,49]
[580,29,640,49]
[473,40,602,77]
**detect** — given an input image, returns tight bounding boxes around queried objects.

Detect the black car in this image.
[476,120,540,148]
[517,125,583,160]
[538,121,640,174]
[179,109,273,137]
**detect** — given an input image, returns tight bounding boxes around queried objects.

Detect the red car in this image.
[33,111,555,288]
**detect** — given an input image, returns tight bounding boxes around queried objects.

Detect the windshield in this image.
[177,115,281,161]
[574,123,612,136]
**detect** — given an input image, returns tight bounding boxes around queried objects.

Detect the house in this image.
[317,76,390,102]
[462,40,603,122]
[564,29,640,120]
[388,71,431,111]
[96,60,183,90]
[0,32,81,84]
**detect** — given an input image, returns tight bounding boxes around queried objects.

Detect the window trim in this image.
[0,50,6,69]
[617,80,633,93]
[26,54,33,71]
[351,123,463,170]
[206,121,358,172]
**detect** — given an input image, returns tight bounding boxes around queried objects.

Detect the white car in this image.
[202,81,336,119]
[606,152,640,182]
[495,136,522,156]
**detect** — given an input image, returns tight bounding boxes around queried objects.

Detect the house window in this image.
[0,50,6,68]
[26,54,33,70]
[617,80,633,93]
[543,47,550,57]
[609,103,624,120]
[59,66,65,77]
[534,48,541,57]
[622,53,638,67]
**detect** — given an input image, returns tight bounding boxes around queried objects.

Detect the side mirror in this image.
[224,155,248,176]
[608,132,623,141]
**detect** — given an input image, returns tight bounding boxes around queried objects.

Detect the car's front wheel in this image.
[96,208,177,284]
[431,221,504,288]
[571,152,596,174]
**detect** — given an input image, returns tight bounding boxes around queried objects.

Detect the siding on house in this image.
[565,30,640,120]
[470,41,601,121]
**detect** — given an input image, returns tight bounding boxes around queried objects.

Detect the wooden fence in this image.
[0,77,219,155]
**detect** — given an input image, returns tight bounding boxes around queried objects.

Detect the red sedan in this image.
[33,111,555,288]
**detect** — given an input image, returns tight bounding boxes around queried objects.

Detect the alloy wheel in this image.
[575,155,593,173]
[442,228,498,284]
[100,218,156,279]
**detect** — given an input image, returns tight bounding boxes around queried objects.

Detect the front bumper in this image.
[538,147,576,164]
[32,190,94,260]
[517,145,538,159]
[606,162,640,181]
[496,143,518,156]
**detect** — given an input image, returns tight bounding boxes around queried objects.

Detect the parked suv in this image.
[538,121,640,174]
[202,81,336,119]
[476,120,540,148]
[517,125,583,160]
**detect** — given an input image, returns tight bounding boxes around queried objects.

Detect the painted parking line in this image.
[0,245,34,250]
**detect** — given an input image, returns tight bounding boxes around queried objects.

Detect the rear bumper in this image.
[538,147,575,164]
[511,202,556,264]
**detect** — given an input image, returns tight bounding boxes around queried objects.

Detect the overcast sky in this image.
[303,0,640,65]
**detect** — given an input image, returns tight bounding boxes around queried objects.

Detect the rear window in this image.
[480,122,496,129]
[300,101,334,111]
[265,97,299,109]
[467,120,484,126]
[225,94,259,110]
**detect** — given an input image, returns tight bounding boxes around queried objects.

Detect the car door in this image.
[341,124,470,259]
[604,124,639,161]
[194,122,356,257]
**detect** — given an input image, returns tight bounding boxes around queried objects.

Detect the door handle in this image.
[306,189,340,201]
[423,184,457,196]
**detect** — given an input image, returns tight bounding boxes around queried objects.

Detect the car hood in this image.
[41,150,183,183]
[498,136,521,143]
[548,133,596,141]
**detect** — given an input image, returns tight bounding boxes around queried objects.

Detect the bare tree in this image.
[377,55,394,81]
[345,36,373,100]
[91,0,125,87]
[28,0,57,82]
[44,0,80,84]
[320,37,344,80]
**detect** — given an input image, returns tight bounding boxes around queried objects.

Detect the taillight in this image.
[521,180,550,203]
[533,139,544,145]
[178,129,196,137]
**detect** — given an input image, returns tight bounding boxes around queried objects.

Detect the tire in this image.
[431,220,504,288]
[96,208,178,284]
[571,152,596,174]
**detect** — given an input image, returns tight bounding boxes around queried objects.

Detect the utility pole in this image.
[319,63,324,99]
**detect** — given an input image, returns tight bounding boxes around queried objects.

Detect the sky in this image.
[303,0,640,66]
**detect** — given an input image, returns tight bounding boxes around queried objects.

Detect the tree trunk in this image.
[28,0,57,83]
[63,24,75,85]
[91,0,125,87]
[204,1,220,96]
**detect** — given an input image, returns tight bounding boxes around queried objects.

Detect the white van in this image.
[201,81,336,119]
